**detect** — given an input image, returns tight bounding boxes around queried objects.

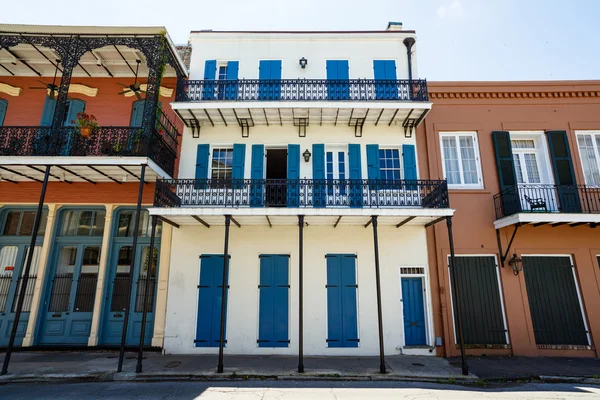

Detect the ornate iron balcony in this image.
[494,184,600,219]
[154,178,448,209]
[0,126,177,177]
[176,79,429,102]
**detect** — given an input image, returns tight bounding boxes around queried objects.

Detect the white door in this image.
[325,147,348,206]
[511,138,556,211]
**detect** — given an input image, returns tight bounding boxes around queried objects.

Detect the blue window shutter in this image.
[366,144,380,182]
[259,61,281,100]
[341,255,358,348]
[40,96,57,126]
[258,255,274,347]
[64,99,86,127]
[273,255,289,347]
[225,61,239,100]
[312,144,326,208]
[326,60,338,80]
[195,144,210,189]
[326,60,349,100]
[546,130,581,212]
[210,255,229,346]
[348,144,363,208]
[203,60,217,100]
[259,60,271,80]
[196,256,216,347]
[287,144,300,207]
[130,100,145,127]
[374,60,397,99]
[326,255,343,347]
[270,60,282,79]
[385,60,397,79]
[232,144,246,180]
[0,99,7,126]
[250,145,264,207]
[226,61,239,80]
[402,144,417,180]
[373,60,386,80]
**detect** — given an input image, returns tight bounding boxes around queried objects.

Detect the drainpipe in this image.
[403,37,416,100]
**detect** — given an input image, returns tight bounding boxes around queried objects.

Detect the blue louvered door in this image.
[259,60,282,100]
[258,255,289,347]
[401,277,427,346]
[326,60,349,100]
[287,144,300,207]
[326,254,358,348]
[195,255,229,347]
[373,60,398,100]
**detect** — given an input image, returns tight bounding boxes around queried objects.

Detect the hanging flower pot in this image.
[74,112,99,139]
[80,127,92,138]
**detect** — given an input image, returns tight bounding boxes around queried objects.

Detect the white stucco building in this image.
[151,22,453,372]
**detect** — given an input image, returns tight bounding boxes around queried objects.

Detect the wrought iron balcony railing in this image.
[154,178,448,209]
[176,79,429,102]
[0,126,177,177]
[493,184,600,219]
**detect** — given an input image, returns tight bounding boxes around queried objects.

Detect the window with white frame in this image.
[379,148,402,180]
[440,132,482,188]
[511,139,541,184]
[211,148,233,180]
[326,146,347,196]
[576,132,600,186]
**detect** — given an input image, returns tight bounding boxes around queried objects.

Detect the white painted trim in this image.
[171,101,433,111]
[494,213,600,229]
[438,132,484,190]
[575,130,600,186]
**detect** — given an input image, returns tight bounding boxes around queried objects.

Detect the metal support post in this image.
[217,215,231,373]
[371,216,386,373]
[298,215,304,373]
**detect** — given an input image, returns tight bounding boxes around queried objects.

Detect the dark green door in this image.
[522,256,588,346]
[449,256,508,345]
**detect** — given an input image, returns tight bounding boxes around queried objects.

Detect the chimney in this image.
[386,21,403,31]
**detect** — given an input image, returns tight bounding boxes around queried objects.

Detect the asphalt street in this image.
[2,380,600,399]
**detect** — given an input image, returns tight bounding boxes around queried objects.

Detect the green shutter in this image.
[492,131,521,215]
[545,130,581,212]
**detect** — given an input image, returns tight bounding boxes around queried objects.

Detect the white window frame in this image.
[439,132,483,189]
[575,130,600,186]
[325,145,348,181]
[378,146,404,180]
[210,146,234,180]
[509,131,554,185]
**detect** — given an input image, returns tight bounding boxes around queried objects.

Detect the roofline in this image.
[189,30,416,34]
[428,80,600,88]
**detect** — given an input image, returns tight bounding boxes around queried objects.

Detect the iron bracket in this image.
[496,223,521,267]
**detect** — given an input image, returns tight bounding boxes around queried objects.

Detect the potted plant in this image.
[74,112,99,138]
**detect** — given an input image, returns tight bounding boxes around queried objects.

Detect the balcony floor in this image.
[494,212,600,229]
[0,156,170,184]
[148,206,454,227]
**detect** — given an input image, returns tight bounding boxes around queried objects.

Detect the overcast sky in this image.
[2,0,598,81]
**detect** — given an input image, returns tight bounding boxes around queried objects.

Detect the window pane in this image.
[77,211,93,236]
[459,136,478,184]
[12,246,41,312]
[48,246,76,312]
[442,137,461,184]
[117,211,134,237]
[211,148,233,180]
[513,154,524,184]
[111,246,132,312]
[0,246,18,313]
[61,211,78,236]
[378,148,401,181]
[524,153,541,183]
[93,211,106,237]
[511,139,536,149]
[74,246,100,313]
[3,212,19,235]
[18,211,35,236]
[136,247,158,312]
[578,135,600,185]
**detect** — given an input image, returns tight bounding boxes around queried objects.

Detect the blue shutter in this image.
[312,144,326,208]
[225,61,239,100]
[326,255,343,347]
[546,130,581,212]
[341,255,358,348]
[250,144,264,207]
[337,60,350,99]
[211,255,229,346]
[232,144,246,184]
[374,60,397,99]
[0,99,7,126]
[366,144,380,188]
[203,60,217,100]
[195,144,210,189]
[40,96,57,126]
[196,255,228,347]
[385,60,398,99]
[259,60,281,100]
[402,144,417,180]
[64,99,85,126]
[326,60,349,100]
[348,144,363,208]
[258,255,289,348]
[373,60,386,100]
[130,100,145,127]
[287,144,300,207]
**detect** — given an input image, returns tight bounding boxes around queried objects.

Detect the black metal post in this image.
[217,215,231,373]
[117,164,146,373]
[298,215,304,373]
[1,165,51,376]
[446,216,468,376]
[371,216,386,374]
[136,215,158,373]
[403,37,415,101]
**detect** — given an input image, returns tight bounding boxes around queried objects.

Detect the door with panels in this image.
[100,209,161,346]
[195,254,229,347]
[257,255,289,348]
[373,60,398,100]
[400,267,427,346]
[326,254,359,348]
[38,209,104,345]
[0,209,46,346]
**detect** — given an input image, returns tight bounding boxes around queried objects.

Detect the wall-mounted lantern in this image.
[299,57,308,69]
[508,254,523,276]
[303,149,311,162]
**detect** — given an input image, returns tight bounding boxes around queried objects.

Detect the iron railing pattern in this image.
[494,184,600,219]
[73,274,98,313]
[177,79,429,102]
[155,179,449,209]
[0,126,177,177]
[135,276,156,312]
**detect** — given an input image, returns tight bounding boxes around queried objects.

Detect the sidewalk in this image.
[1,352,600,383]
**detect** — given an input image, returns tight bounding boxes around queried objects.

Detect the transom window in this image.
[576,132,600,186]
[379,149,402,180]
[440,132,483,189]
[60,210,105,237]
[211,148,233,180]
[512,139,541,184]
[2,210,48,236]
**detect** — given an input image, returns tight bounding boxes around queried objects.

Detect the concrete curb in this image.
[539,375,600,385]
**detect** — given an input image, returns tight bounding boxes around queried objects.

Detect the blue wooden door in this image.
[39,243,100,345]
[0,245,40,347]
[100,243,158,346]
[250,144,265,207]
[326,60,350,100]
[287,144,300,207]
[258,255,289,347]
[195,255,229,347]
[259,60,282,100]
[62,99,86,156]
[0,99,7,126]
[401,277,427,346]
[326,254,358,348]
[373,60,398,100]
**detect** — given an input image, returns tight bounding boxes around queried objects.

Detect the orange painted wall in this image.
[418,81,600,357]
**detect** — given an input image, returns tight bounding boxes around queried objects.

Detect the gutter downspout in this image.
[403,37,416,100]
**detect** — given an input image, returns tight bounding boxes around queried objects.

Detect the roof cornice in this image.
[428,81,600,100]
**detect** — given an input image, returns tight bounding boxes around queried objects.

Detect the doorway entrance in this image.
[266,149,287,207]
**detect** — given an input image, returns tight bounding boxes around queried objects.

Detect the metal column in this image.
[446,216,468,376]
[297,215,304,373]
[136,215,158,373]
[217,215,231,373]
[117,164,146,372]
[371,215,386,374]
[1,165,51,376]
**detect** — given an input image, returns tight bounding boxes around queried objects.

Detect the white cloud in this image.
[438,0,464,18]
